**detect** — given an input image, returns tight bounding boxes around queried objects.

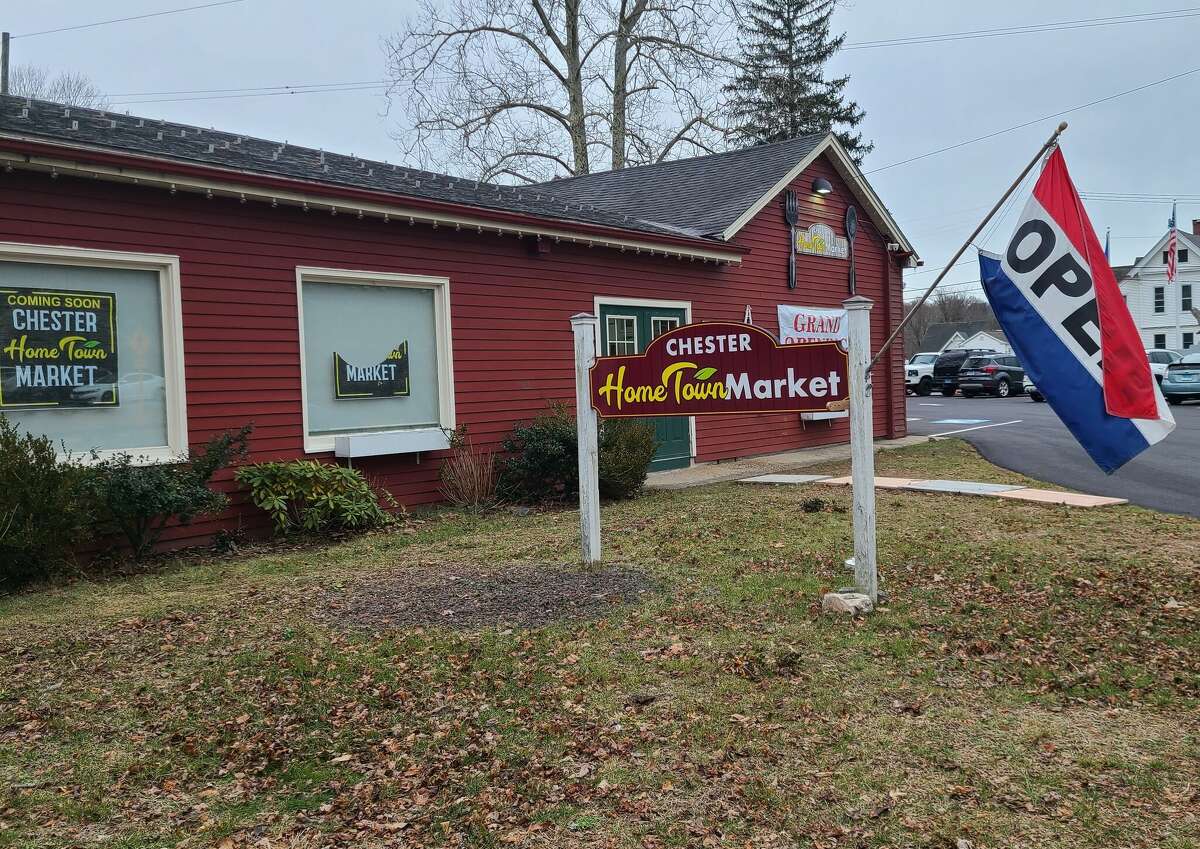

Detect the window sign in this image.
[0,259,173,457]
[298,269,454,453]
[1,286,119,409]
[333,342,410,400]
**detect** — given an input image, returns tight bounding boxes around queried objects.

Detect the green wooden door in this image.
[598,303,691,472]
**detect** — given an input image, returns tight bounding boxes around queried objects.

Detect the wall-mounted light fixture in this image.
[812,177,833,195]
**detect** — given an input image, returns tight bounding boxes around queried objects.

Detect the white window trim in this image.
[651,316,681,338]
[604,314,639,356]
[296,266,455,454]
[593,295,695,468]
[0,240,187,464]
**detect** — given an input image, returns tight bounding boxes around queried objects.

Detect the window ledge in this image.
[322,427,450,459]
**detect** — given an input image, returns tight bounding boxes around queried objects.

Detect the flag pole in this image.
[868,121,1069,373]
[1173,200,1182,350]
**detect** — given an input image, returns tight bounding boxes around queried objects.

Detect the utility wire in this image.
[13,0,247,39]
[865,63,1200,175]
[844,7,1200,51]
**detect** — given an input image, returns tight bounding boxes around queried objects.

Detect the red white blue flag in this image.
[1167,201,1178,283]
[979,148,1174,473]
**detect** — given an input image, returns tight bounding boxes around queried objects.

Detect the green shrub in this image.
[235,459,396,535]
[498,403,578,503]
[84,426,252,561]
[498,404,658,503]
[598,418,657,499]
[0,416,92,589]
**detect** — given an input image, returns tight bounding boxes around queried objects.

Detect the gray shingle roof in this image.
[536,135,826,238]
[0,95,697,240]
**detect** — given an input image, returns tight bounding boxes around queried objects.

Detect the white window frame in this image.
[296,266,455,454]
[593,295,695,468]
[651,315,681,339]
[604,314,639,356]
[0,240,187,464]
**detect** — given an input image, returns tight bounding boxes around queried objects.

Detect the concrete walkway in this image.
[644,435,930,490]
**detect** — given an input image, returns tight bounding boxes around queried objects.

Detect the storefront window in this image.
[0,245,185,461]
[297,268,454,453]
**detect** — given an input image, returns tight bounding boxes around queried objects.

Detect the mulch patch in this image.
[321,563,654,630]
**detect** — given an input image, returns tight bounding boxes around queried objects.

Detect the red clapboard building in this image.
[0,95,918,548]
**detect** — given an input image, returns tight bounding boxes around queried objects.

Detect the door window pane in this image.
[651,316,680,339]
[1,261,169,454]
[606,316,637,355]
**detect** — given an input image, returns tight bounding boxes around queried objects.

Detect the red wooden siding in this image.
[0,151,908,549]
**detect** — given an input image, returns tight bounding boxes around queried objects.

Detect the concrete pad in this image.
[995,488,1128,507]
[905,480,1024,495]
[738,474,830,485]
[819,476,915,489]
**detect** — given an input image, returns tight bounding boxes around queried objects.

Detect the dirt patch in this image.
[322,563,653,630]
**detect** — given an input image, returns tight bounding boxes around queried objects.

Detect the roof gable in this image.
[919,320,998,352]
[539,134,918,263]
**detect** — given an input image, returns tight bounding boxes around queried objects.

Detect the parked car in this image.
[1146,349,1183,384]
[931,348,998,396]
[1023,375,1044,402]
[905,352,939,396]
[957,354,1025,398]
[1161,352,1200,405]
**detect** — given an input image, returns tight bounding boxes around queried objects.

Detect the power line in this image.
[108,79,390,98]
[865,63,1200,175]
[844,7,1200,51]
[13,0,247,39]
[113,83,389,106]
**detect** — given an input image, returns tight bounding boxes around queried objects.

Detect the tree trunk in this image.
[563,0,590,175]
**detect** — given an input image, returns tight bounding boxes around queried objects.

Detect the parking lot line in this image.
[931,419,1022,437]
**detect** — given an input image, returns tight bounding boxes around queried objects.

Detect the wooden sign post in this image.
[843,295,877,603]
[571,313,602,564]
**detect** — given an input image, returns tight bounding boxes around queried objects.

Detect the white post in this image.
[843,295,877,603]
[571,313,602,564]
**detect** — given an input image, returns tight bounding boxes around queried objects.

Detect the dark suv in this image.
[957,354,1025,398]
[932,349,996,396]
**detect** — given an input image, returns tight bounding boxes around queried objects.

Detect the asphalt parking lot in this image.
[905,392,1200,517]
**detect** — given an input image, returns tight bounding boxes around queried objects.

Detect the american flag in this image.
[1167,201,1178,283]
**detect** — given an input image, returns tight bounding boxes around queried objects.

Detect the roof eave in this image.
[0,132,747,263]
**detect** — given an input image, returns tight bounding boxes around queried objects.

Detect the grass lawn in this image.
[2,440,1198,848]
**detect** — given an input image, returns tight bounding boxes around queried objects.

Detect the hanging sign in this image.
[777,304,848,345]
[0,287,119,409]
[589,322,847,418]
[795,222,849,260]
[333,341,410,399]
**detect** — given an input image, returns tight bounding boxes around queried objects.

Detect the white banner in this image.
[777,304,848,345]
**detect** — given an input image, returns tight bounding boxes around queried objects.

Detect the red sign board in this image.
[590,322,848,418]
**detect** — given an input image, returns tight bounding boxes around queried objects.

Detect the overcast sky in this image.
[4,0,1197,299]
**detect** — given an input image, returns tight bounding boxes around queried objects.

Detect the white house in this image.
[917,320,1012,355]
[1118,222,1200,352]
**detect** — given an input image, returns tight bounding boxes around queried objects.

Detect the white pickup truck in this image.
[905,352,939,396]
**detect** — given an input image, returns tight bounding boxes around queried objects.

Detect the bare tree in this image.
[9,65,109,110]
[384,0,738,182]
[931,291,992,324]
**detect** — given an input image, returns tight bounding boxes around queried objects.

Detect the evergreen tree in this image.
[726,0,872,163]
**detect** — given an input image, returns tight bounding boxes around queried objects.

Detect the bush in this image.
[439,426,499,512]
[498,404,658,503]
[498,403,578,503]
[0,416,92,589]
[84,426,252,561]
[598,418,657,499]
[235,459,396,535]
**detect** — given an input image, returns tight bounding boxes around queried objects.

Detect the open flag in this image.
[979,147,1174,473]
